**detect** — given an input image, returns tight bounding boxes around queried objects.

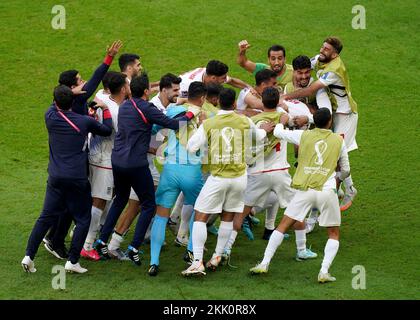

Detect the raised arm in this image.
[81,40,123,99]
[237,40,257,73]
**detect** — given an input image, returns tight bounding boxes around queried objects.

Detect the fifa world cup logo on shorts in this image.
[314,140,328,165]
[221,127,235,152]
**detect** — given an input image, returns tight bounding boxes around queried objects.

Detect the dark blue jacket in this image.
[112,97,194,168]
[45,105,112,179]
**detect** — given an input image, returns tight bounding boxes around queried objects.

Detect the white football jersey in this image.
[88,92,120,167]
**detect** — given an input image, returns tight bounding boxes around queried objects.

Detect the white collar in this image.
[217,110,235,115]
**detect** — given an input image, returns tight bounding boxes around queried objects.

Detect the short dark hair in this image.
[118,53,140,72]
[313,108,332,128]
[324,37,343,54]
[206,82,223,98]
[108,73,128,95]
[53,85,74,110]
[292,55,311,70]
[255,69,277,86]
[219,88,236,110]
[102,71,121,90]
[159,73,182,91]
[188,81,207,100]
[262,87,279,109]
[130,74,149,98]
[267,45,286,57]
[58,70,79,87]
[206,60,229,77]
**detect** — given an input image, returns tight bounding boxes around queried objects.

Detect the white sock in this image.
[265,197,279,230]
[83,236,95,251]
[84,206,103,250]
[108,232,124,251]
[100,200,112,225]
[295,229,307,253]
[170,193,184,222]
[343,176,354,193]
[215,221,233,256]
[261,230,284,265]
[177,204,193,238]
[321,239,340,274]
[192,221,207,262]
[224,230,238,252]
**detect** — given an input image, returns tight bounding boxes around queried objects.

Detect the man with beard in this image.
[237,40,293,90]
[119,53,142,82]
[284,55,317,110]
[281,37,358,212]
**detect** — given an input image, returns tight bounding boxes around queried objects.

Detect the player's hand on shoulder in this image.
[259,121,275,133]
[280,113,290,126]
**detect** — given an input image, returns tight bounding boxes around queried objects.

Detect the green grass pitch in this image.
[0,0,419,299]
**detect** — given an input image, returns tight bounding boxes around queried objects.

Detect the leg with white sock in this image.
[83,206,103,251]
[192,220,208,263]
[176,204,193,245]
[181,211,208,276]
[207,212,234,270]
[214,219,233,257]
[170,193,184,223]
[319,227,340,282]
[99,199,112,231]
[250,215,296,274]
[264,192,279,231]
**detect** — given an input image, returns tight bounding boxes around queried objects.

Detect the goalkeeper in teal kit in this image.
[148,82,207,276]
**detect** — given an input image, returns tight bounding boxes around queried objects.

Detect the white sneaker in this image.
[181,260,206,277]
[296,248,318,261]
[318,272,336,283]
[21,256,36,273]
[249,262,269,274]
[64,261,88,274]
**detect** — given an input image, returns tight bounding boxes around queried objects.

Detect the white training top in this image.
[179,67,231,98]
[311,55,352,114]
[88,91,120,168]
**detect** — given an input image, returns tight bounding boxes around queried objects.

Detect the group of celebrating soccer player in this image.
[21,35,358,284]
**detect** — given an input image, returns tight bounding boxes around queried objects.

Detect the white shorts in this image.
[89,164,114,201]
[244,170,295,208]
[129,154,160,201]
[333,113,358,152]
[194,173,247,214]
[285,189,341,227]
